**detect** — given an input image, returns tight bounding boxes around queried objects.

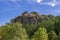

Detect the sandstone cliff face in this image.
[11,11,49,25]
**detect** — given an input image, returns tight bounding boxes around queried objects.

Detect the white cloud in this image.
[47,0,57,7]
[51,4,55,6]
[46,2,57,7]
[36,0,42,3]
[36,0,57,7]
[50,0,57,7]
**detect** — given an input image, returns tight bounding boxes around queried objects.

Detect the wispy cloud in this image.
[47,0,57,7]
[0,0,58,7]
[10,0,58,7]
[35,0,57,7]
[11,0,20,2]
[10,0,21,8]
[41,2,57,7]
[36,0,42,3]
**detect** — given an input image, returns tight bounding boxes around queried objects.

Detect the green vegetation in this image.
[0,22,29,40]
[32,27,48,40]
[0,11,60,40]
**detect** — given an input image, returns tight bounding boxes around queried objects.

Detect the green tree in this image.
[0,22,29,40]
[48,31,57,40]
[54,16,60,34]
[24,23,38,38]
[37,19,55,32]
[32,27,48,40]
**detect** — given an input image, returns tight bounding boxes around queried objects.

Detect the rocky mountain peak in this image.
[11,11,50,25]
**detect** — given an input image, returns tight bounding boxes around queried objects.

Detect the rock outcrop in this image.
[11,11,50,25]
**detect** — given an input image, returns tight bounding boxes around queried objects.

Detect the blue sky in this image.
[0,0,60,25]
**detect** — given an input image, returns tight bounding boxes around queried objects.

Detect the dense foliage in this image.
[0,22,29,40]
[0,11,60,40]
[32,27,48,40]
